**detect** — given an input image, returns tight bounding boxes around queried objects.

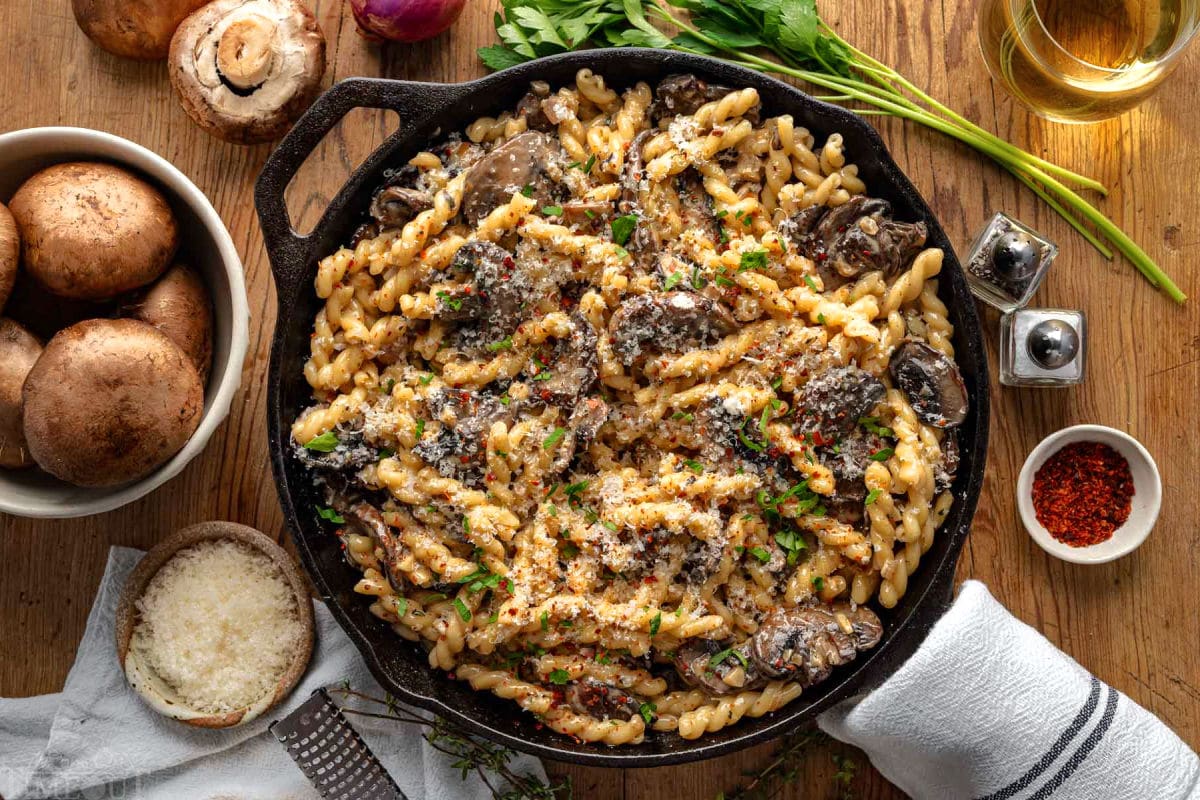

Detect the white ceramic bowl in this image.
[1017,424,1161,564]
[0,127,249,518]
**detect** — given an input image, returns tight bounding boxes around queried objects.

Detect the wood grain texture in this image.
[1,1,1197,797]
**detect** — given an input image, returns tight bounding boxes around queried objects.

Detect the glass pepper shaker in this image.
[964,213,1058,311]
[1000,308,1087,387]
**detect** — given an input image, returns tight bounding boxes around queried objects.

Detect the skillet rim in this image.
[256,47,990,768]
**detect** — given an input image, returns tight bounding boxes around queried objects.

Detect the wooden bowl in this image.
[115,521,315,728]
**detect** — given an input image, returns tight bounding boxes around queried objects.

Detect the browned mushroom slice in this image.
[889,341,968,429]
[677,168,719,243]
[794,366,886,440]
[559,200,612,228]
[780,197,927,286]
[608,291,739,366]
[674,640,763,695]
[564,678,641,721]
[293,420,379,473]
[819,430,887,503]
[550,396,608,473]
[650,74,760,125]
[461,131,557,222]
[333,497,409,590]
[436,242,533,348]
[750,605,883,685]
[369,186,433,229]
[413,388,518,484]
[515,81,554,132]
[619,129,654,213]
[530,312,598,407]
[934,429,960,491]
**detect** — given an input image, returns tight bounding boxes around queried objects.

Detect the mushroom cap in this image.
[122,263,213,384]
[0,203,18,312]
[72,0,209,59]
[169,0,326,145]
[22,318,203,487]
[0,319,43,469]
[9,162,178,300]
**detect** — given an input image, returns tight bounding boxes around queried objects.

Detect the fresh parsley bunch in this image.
[481,0,1184,303]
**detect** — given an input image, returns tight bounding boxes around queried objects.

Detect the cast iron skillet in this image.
[255,49,990,767]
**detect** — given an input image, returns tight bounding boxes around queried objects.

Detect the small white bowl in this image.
[0,127,249,518]
[1017,424,1161,564]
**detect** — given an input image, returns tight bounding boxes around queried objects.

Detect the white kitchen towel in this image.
[0,546,547,800]
[819,580,1200,800]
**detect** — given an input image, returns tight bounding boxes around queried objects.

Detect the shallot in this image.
[349,0,466,43]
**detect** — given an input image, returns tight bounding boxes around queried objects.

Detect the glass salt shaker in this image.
[964,213,1058,311]
[999,308,1087,387]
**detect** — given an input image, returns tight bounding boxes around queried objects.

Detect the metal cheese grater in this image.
[270,689,407,800]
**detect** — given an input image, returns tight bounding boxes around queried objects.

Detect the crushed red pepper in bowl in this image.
[1031,441,1134,547]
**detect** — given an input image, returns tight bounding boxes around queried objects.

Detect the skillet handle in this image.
[253,77,465,300]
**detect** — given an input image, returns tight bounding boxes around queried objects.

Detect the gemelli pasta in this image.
[291,70,969,745]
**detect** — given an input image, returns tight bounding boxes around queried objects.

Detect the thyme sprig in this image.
[716,727,859,800]
[328,686,570,799]
[481,0,1184,303]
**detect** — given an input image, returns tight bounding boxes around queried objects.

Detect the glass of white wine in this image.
[978,0,1200,122]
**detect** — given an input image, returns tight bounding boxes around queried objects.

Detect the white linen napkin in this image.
[0,546,547,800]
[818,580,1200,799]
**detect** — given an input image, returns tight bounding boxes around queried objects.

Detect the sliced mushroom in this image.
[608,291,739,366]
[650,74,760,125]
[676,168,719,244]
[674,640,763,695]
[559,200,611,227]
[819,430,887,503]
[564,678,640,721]
[793,366,886,440]
[292,422,380,473]
[750,605,883,685]
[369,186,433,229]
[330,494,410,590]
[412,388,517,484]
[461,131,557,223]
[550,396,608,473]
[889,341,968,429]
[169,0,326,144]
[780,197,927,286]
[934,429,960,492]
[436,242,532,349]
[681,537,725,586]
[515,82,554,132]
[619,129,654,213]
[530,312,598,408]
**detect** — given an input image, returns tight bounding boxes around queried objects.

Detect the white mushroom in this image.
[169,0,326,145]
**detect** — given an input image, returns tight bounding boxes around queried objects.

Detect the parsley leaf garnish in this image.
[543,426,566,450]
[541,205,563,216]
[316,506,344,524]
[304,431,338,452]
[610,213,638,246]
[548,668,571,685]
[738,249,768,272]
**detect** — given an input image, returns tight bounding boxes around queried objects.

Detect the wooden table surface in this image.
[2,1,1197,797]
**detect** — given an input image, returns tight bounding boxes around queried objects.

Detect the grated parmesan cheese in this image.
[131,540,304,714]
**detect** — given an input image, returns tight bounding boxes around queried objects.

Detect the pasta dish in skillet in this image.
[292,69,969,745]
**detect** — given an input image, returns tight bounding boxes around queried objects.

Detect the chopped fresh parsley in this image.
[520,184,535,197]
[817,312,827,324]
[419,372,435,385]
[610,213,638,246]
[869,447,896,462]
[709,647,748,670]
[738,249,768,272]
[463,516,471,534]
[316,506,345,524]
[738,418,766,452]
[714,271,735,287]
[548,668,571,685]
[671,411,694,422]
[377,448,394,459]
[859,416,895,438]
[383,378,396,393]
[487,336,514,352]
[690,264,707,289]
[561,542,578,558]
[638,702,657,724]
[663,271,683,290]
[582,154,596,172]
[649,612,662,635]
[304,431,338,452]
[498,394,511,405]
[543,426,566,450]
[749,546,772,563]
[436,290,463,311]
[803,274,820,292]
[541,205,563,216]
[487,611,499,624]
[395,597,408,617]
[682,458,704,475]
[865,488,883,505]
[613,245,630,260]
[415,419,425,439]
[540,611,549,631]
[775,529,808,565]
[812,576,826,592]
[453,598,472,622]
[584,209,596,219]
[563,480,589,498]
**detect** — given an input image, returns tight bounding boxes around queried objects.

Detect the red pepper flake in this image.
[1032,441,1134,547]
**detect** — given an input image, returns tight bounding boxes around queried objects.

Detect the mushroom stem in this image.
[217,15,278,90]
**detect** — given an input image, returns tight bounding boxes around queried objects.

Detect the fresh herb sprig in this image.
[481,0,1184,303]
[329,686,569,800]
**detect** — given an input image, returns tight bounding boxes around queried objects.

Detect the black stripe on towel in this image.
[1026,685,1119,799]
[974,677,1102,800]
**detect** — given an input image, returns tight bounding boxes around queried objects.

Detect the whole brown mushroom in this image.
[122,264,214,383]
[0,202,18,313]
[9,162,178,301]
[169,0,326,145]
[73,0,209,60]
[0,319,42,469]
[3,272,114,341]
[22,319,204,487]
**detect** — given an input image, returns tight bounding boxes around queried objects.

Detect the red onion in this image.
[349,0,466,43]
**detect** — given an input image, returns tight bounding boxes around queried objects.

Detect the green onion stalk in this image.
[480,0,1185,303]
